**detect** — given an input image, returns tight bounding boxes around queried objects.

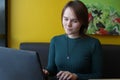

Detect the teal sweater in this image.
[47,34,102,80]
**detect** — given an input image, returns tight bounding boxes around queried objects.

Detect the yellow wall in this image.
[8,0,120,49]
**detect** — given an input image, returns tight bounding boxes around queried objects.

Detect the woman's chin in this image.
[65,31,72,35]
[66,33,72,35]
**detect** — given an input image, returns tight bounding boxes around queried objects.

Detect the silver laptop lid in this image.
[0,47,45,80]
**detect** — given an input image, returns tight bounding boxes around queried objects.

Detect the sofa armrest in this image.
[102,45,120,78]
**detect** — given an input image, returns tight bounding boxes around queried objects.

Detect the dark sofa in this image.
[20,42,120,78]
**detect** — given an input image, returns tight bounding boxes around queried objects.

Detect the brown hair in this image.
[61,0,88,37]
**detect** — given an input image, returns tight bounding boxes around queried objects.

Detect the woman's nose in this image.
[67,20,72,27]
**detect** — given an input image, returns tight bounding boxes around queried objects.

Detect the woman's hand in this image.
[56,71,78,80]
[42,69,49,75]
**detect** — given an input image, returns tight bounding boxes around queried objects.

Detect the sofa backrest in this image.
[20,42,120,78]
[20,42,49,68]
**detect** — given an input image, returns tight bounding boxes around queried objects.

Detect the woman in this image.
[43,0,102,80]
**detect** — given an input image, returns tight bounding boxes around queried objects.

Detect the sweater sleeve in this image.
[76,39,103,80]
[46,37,57,76]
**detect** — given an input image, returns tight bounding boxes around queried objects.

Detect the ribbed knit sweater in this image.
[47,34,102,80]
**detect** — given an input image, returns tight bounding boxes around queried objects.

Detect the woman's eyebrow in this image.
[63,16,78,20]
[63,16,68,18]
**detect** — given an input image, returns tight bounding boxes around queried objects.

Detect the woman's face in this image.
[62,7,82,37]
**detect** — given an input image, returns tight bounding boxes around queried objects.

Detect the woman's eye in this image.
[72,20,78,23]
[64,18,68,21]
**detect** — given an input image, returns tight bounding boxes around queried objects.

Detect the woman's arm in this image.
[46,37,57,76]
[76,39,103,80]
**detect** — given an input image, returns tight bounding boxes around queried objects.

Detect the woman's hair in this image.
[61,0,88,37]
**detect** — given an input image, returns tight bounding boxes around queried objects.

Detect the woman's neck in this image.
[67,34,80,39]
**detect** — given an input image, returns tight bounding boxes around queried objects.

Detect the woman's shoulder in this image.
[51,34,66,40]
[85,36,101,44]
[50,34,66,42]
[88,36,99,41]
[84,36,102,50]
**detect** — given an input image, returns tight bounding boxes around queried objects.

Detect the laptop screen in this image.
[0,47,45,80]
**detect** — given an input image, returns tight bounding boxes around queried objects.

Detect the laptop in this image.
[0,47,45,80]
